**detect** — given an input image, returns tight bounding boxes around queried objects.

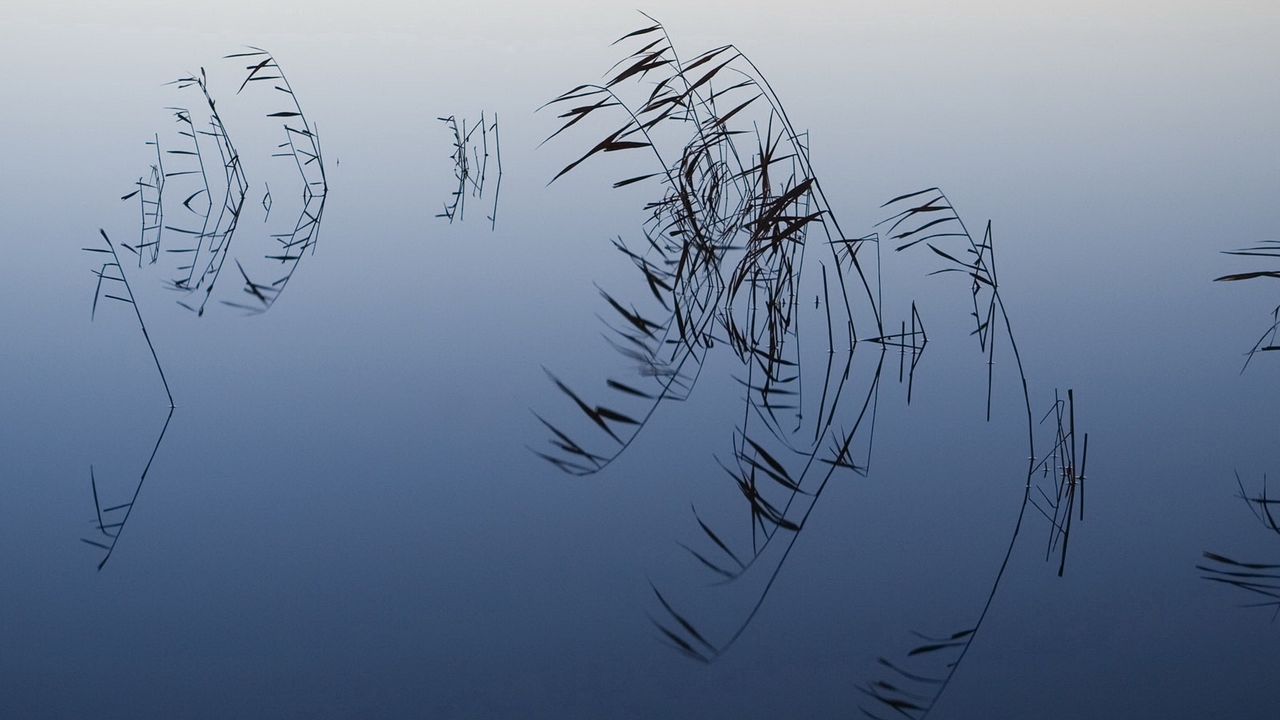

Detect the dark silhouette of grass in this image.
[120,134,165,267]
[167,67,249,316]
[643,188,1066,686]
[608,187,1088,717]
[107,49,330,317]
[158,105,215,294]
[861,389,1087,719]
[532,18,1093,715]
[1215,240,1280,370]
[531,16,928,668]
[650,345,889,663]
[88,49,330,411]
[869,301,927,404]
[437,112,502,228]
[1199,472,1280,621]
[487,113,503,229]
[80,407,175,570]
[220,47,330,313]
[1030,388,1089,577]
[534,13,882,478]
[84,229,175,408]
[856,193,1090,720]
[531,13,957,672]
[877,188,1030,424]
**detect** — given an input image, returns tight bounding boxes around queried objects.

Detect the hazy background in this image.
[1,1,1278,717]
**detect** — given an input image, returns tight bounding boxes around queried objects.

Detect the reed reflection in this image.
[533,16,1093,717]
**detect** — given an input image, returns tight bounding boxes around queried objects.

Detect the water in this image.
[2,2,1279,717]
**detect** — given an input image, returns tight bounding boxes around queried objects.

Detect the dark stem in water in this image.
[87,229,175,408]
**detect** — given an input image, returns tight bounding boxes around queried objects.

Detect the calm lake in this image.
[2,2,1278,718]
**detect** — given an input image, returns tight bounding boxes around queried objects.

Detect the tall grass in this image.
[437,112,502,228]
[80,408,175,570]
[856,193,1089,720]
[221,48,330,314]
[534,13,882,478]
[87,48,330,407]
[534,20,1091,703]
[1215,240,1280,371]
[168,67,249,316]
[1199,472,1280,620]
[84,229,175,408]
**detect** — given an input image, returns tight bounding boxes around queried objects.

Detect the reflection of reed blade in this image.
[860,195,1091,720]
[222,48,328,314]
[1199,472,1280,621]
[653,345,887,664]
[169,67,248,317]
[1030,388,1090,576]
[436,112,501,228]
[119,134,165,267]
[87,50,333,444]
[81,407,176,570]
[110,49,327,318]
[84,229,175,408]
[1215,239,1280,370]
[534,19,1093,713]
[160,106,214,295]
[868,301,927,404]
[535,14,882,479]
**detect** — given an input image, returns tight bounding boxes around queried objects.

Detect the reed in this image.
[87,49,329,417]
[1030,388,1089,577]
[535,13,882,479]
[656,194,1089,700]
[80,408,175,570]
[220,48,330,313]
[110,49,328,316]
[436,112,502,228]
[84,229,175,408]
[534,13,910,667]
[1198,472,1280,620]
[1215,239,1280,370]
[858,194,1093,719]
[533,19,1093,715]
[167,67,249,316]
[159,105,215,294]
[487,113,503,229]
[119,134,165,267]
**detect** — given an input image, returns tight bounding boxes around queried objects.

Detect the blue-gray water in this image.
[2,2,1279,718]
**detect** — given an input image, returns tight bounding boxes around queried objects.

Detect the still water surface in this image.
[2,2,1279,717]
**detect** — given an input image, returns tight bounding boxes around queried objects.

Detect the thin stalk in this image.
[99,229,175,408]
